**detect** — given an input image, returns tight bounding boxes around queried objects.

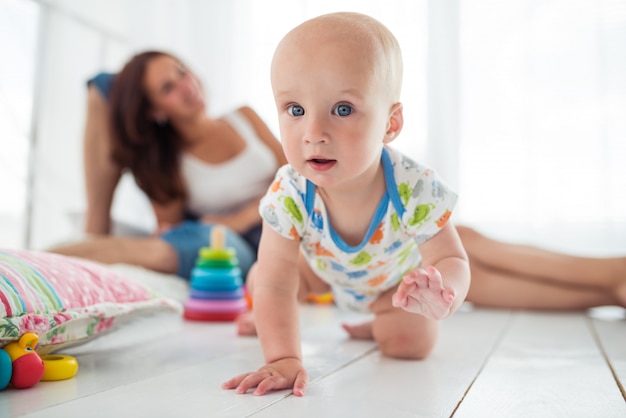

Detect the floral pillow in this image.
[0,249,181,354]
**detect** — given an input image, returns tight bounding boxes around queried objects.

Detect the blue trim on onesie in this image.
[329,194,389,254]
[305,180,316,216]
[382,147,406,218]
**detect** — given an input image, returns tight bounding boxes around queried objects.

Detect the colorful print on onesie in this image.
[259,146,458,313]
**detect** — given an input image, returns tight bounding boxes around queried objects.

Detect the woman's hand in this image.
[200,196,263,234]
[222,357,308,396]
[200,213,247,233]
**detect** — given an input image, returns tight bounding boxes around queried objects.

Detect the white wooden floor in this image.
[1,300,625,418]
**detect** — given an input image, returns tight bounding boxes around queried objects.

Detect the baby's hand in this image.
[391,266,455,320]
[222,357,308,396]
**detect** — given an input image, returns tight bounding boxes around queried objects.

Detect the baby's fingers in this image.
[402,268,427,284]
[442,287,456,304]
[391,290,409,308]
[222,372,251,390]
[226,371,272,394]
[253,370,307,396]
[293,371,307,396]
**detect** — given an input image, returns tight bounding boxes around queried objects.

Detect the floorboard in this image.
[453,311,626,418]
[1,303,624,418]
[590,307,626,401]
[252,309,511,418]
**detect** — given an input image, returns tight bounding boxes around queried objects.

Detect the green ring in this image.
[198,247,236,261]
[196,259,238,268]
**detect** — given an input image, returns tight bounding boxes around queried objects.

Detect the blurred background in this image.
[1,0,625,254]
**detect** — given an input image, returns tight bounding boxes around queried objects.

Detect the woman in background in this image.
[52,50,626,312]
[52,50,287,280]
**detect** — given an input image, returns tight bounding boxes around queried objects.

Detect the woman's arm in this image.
[238,106,288,167]
[83,85,122,235]
[151,198,186,234]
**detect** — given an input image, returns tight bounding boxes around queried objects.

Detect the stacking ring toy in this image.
[183,226,249,322]
[40,355,79,381]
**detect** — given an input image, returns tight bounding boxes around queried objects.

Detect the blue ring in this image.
[0,349,12,390]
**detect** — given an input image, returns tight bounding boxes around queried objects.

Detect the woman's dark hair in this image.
[108,50,187,204]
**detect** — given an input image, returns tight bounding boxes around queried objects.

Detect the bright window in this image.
[458,0,626,251]
[0,0,39,249]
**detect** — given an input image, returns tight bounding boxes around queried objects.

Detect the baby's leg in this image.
[236,263,258,336]
[343,286,440,359]
[372,287,440,359]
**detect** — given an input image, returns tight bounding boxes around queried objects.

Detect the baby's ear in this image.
[383,102,403,144]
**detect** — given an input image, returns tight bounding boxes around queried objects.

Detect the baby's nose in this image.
[303,115,329,144]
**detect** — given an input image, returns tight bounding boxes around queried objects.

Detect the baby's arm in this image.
[222,223,307,396]
[392,222,470,319]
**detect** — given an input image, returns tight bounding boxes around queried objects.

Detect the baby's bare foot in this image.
[391,266,455,320]
[341,321,374,340]
[235,312,257,336]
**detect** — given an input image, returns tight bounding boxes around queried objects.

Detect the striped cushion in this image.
[0,249,179,353]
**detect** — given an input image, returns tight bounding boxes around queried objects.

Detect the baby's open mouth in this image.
[307,158,337,171]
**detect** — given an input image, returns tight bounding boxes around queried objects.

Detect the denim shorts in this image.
[160,221,261,280]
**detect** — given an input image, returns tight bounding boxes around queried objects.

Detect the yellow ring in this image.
[40,355,79,381]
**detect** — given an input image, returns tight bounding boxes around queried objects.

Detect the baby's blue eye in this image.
[288,105,305,116]
[334,104,353,116]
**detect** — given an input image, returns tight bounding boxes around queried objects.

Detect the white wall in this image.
[0,0,38,249]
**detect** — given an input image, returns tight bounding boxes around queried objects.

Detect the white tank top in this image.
[181,110,278,216]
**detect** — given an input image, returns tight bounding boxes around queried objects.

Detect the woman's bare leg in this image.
[467,260,622,309]
[457,225,626,308]
[83,85,122,235]
[50,236,178,275]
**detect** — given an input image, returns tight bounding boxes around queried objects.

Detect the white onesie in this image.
[259,147,458,313]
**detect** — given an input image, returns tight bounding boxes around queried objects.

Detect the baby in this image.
[223,12,470,397]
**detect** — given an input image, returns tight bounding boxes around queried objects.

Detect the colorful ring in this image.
[190,269,243,291]
[40,355,79,381]
[183,310,244,322]
[190,288,244,300]
[184,298,248,313]
[195,259,238,268]
[0,349,12,390]
[198,247,236,261]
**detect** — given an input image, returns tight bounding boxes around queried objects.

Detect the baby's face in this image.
[271,29,395,192]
